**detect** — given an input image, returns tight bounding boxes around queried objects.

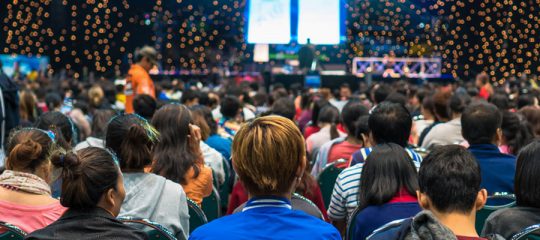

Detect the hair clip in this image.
[46,130,56,143]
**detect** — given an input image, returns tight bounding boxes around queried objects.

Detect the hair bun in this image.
[51,151,80,169]
[7,139,43,170]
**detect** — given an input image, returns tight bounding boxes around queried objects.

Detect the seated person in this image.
[106,114,189,240]
[349,102,423,167]
[306,105,346,155]
[190,116,340,240]
[482,140,540,239]
[151,104,213,205]
[0,128,66,233]
[371,145,490,240]
[74,109,116,151]
[329,103,421,232]
[353,143,421,240]
[421,92,471,149]
[462,102,516,196]
[312,101,368,175]
[26,147,147,240]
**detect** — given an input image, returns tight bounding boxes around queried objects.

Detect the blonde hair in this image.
[88,85,104,107]
[232,116,306,196]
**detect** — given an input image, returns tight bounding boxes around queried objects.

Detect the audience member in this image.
[0,128,66,233]
[499,111,534,155]
[303,99,329,139]
[74,109,115,151]
[26,147,147,240]
[462,103,516,196]
[191,105,232,160]
[218,95,243,136]
[132,94,157,121]
[34,111,76,150]
[306,105,344,154]
[352,143,421,240]
[106,114,189,240]
[476,72,493,100]
[519,106,540,137]
[190,116,340,240]
[151,104,213,205]
[418,90,451,146]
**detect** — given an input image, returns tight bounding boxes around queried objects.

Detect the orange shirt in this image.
[182,164,213,206]
[124,64,156,113]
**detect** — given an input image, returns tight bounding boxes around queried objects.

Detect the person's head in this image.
[135,46,158,72]
[51,148,125,216]
[489,93,510,111]
[340,83,352,100]
[449,92,471,117]
[421,94,436,120]
[271,97,296,121]
[432,91,452,122]
[151,104,200,185]
[354,115,370,146]
[475,72,489,88]
[190,106,211,141]
[34,111,76,149]
[311,99,329,126]
[373,84,391,104]
[180,89,200,107]
[190,105,218,135]
[369,102,412,147]
[19,89,38,123]
[500,111,534,155]
[88,85,105,108]
[5,128,59,182]
[133,94,157,120]
[106,114,159,172]
[220,95,241,119]
[232,116,306,197]
[514,140,540,208]
[385,92,407,107]
[519,106,540,137]
[461,102,502,145]
[341,101,368,137]
[317,105,340,139]
[517,93,537,110]
[44,92,62,111]
[358,143,418,210]
[418,145,487,216]
[91,109,116,139]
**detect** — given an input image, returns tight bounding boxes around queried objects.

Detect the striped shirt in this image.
[328,148,422,220]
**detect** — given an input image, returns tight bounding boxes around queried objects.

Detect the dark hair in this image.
[51,147,120,209]
[271,98,296,121]
[432,91,452,121]
[517,94,536,110]
[133,94,157,120]
[44,93,62,111]
[385,92,407,107]
[515,140,540,208]
[191,105,217,135]
[317,105,340,140]
[519,106,540,136]
[34,111,75,149]
[374,85,391,104]
[106,114,159,171]
[311,99,329,127]
[180,89,200,105]
[369,102,412,147]
[354,115,370,143]
[489,93,510,111]
[91,110,116,138]
[461,102,502,145]
[358,143,418,210]
[152,104,201,185]
[501,111,534,155]
[419,145,481,214]
[220,95,241,119]
[449,92,471,114]
[341,101,368,136]
[5,128,58,172]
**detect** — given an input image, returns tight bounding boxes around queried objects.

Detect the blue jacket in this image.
[468,144,516,196]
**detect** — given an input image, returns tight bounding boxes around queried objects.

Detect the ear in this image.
[105,188,116,208]
[475,189,488,211]
[296,156,307,179]
[417,191,430,210]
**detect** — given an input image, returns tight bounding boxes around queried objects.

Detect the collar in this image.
[468,144,500,151]
[61,207,115,221]
[242,196,292,212]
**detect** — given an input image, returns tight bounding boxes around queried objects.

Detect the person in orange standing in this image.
[124,46,157,114]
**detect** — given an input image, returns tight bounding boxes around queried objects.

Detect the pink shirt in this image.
[0,199,66,233]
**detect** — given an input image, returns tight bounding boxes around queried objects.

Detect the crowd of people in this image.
[0,46,540,240]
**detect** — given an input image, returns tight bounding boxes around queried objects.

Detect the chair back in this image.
[366,218,409,240]
[0,222,26,240]
[218,157,234,214]
[201,187,221,222]
[346,206,362,240]
[511,224,540,240]
[475,193,516,234]
[188,197,208,234]
[118,218,176,240]
[317,159,346,209]
[291,193,325,220]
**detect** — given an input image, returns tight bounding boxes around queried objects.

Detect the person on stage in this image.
[298,38,316,73]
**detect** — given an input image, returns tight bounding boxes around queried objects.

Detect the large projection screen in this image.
[297,0,341,44]
[247,0,291,44]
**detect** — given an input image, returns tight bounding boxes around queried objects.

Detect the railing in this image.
[352,57,442,78]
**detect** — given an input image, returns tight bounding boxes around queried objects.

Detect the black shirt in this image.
[482,206,540,239]
[25,208,148,240]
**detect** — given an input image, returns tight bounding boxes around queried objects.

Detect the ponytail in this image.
[329,123,339,140]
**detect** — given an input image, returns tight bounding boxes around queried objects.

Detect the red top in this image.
[327,141,362,169]
[388,188,417,203]
[227,181,329,221]
[303,126,321,139]
[478,86,490,100]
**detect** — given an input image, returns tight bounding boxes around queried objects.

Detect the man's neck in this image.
[432,211,479,237]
